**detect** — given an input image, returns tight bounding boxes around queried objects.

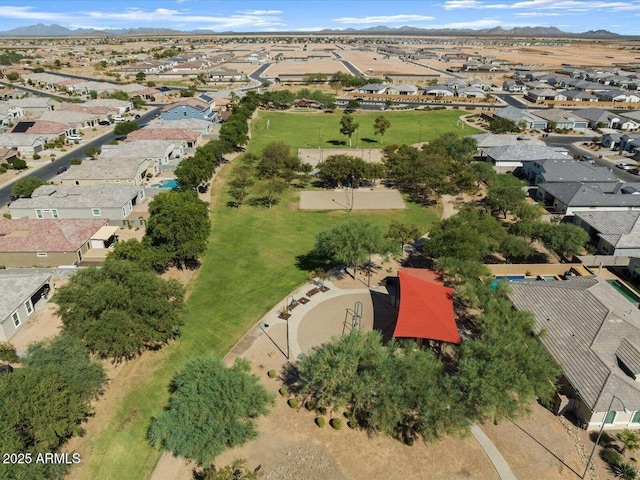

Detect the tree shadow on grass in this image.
[295,250,333,273]
[361,137,378,144]
[328,139,347,146]
[247,197,280,208]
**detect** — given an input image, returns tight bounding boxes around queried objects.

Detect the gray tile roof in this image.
[531,159,618,183]
[575,211,640,248]
[616,338,640,378]
[508,277,640,411]
[495,106,547,126]
[9,184,141,210]
[470,133,545,148]
[540,182,640,208]
[0,274,51,320]
[481,144,568,162]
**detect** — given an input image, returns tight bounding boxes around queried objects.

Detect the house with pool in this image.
[496,266,640,432]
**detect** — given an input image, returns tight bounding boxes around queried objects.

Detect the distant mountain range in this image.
[0,23,625,38]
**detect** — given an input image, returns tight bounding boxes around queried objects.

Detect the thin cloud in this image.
[332,14,435,25]
[238,9,283,15]
[443,0,640,12]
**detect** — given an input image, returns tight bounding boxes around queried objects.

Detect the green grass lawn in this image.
[75,110,457,479]
[249,109,479,153]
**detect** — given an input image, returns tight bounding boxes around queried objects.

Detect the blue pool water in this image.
[150,179,179,189]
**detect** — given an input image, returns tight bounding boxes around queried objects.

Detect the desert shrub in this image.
[347,420,357,429]
[267,369,276,378]
[329,418,343,430]
[318,406,327,415]
[0,342,18,362]
[612,462,637,480]
[315,417,325,427]
[32,153,41,160]
[279,386,288,397]
[603,447,623,467]
[287,398,299,408]
[305,401,316,411]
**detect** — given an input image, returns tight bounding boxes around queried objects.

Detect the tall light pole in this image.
[582,394,629,479]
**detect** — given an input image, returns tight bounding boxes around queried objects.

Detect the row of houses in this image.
[474,129,640,431]
[355,78,492,99]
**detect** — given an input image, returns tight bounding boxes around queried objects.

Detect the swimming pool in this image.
[150,179,179,189]
[607,280,640,304]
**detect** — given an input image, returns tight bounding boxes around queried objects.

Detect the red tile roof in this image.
[0,219,107,252]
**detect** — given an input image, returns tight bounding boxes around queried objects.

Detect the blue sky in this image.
[0,1,639,34]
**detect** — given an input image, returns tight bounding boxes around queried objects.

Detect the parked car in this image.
[111,115,125,122]
[616,163,632,170]
[55,166,67,175]
[630,168,640,175]
[98,120,111,126]
[66,134,82,141]
[580,155,595,164]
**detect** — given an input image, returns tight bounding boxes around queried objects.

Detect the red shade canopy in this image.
[392,268,460,344]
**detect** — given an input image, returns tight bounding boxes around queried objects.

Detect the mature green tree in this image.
[428,133,477,164]
[373,115,391,144]
[339,114,359,147]
[144,190,210,266]
[488,116,521,134]
[535,222,589,258]
[386,220,421,252]
[257,141,301,180]
[467,161,496,187]
[423,208,505,262]
[498,235,535,262]
[11,176,46,197]
[317,154,368,188]
[5,71,20,82]
[219,119,249,148]
[228,168,255,209]
[314,219,388,277]
[54,259,184,361]
[113,121,140,136]
[174,152,215,191]
[455,301,561,424]
[486,182,526,218]
[254,177,288,209]
[108,238,171,272]
[148,357,273,466]
[0,341,18,362]
[84,145,102,159]
[136,71,146,82]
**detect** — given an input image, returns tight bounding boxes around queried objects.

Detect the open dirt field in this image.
[299,188,406,210]
[299,147,383,168]
[263,59,351,76]
[337,49,442,77]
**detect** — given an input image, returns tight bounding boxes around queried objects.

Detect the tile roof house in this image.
[145,118,214,135]
[522,158,618,185]
[101,140,180,165]
[38,110,100,130]
[11,120,74,141]
[532,109,588,130]
[125,128,201,149]
[577,108,628,129]
[0,103,24,126]
[386,84,418,95]
[7,97,59,115]
[0,133,45,155]
[479,143,568,173]
[573,211,640,256]
[494,106,548,131]
[0,218,108,267]
[563,90,598,102]
[58,156,157,187]
[0,273,52,341]
[355,84,388,94]
[509,277,640,431]
[9,184,145,224]
[537,181,640,215]
[470,133,545,149]
[160,98,217,122]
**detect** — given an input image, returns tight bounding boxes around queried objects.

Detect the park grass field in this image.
[72,110,461,479]
[249,108,479,153]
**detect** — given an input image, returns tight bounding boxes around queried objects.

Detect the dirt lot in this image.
[298,187,406,210]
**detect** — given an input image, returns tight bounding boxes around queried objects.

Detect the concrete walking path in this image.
[471,424,518,480]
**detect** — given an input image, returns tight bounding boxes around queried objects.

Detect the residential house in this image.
[502,80,527,93]
[479,143,568,173]
[0,273,52,341]
[208,67,243,82]
[595,89,640,103]
[494,106,548,130]
[38,110,100,131]
[522,158,618,185]
[0,103,24,126]
[470,133,545,149]
[11,120,75,142]
[602,132,624,150]
[537,181,640,215]
[573,211,640,256]
[578,108,627,129]
[9,184,145,224]
[160,98,218,122]
[0,218,108,267]
[563,90,598,102]
[125,128,201,149]
[59,156,156,187]
[533,109,588,130]
[7,97,58,115]
[99,140,180,166]
[355,84,387,95]
[423,85,455,97]
[0,133,45,155]
[386,84,418,95]
[620,134,640,153]
[457,87,487,98]
[145,118,214,136]
[524,89,567,103]
[508,277,640,431]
